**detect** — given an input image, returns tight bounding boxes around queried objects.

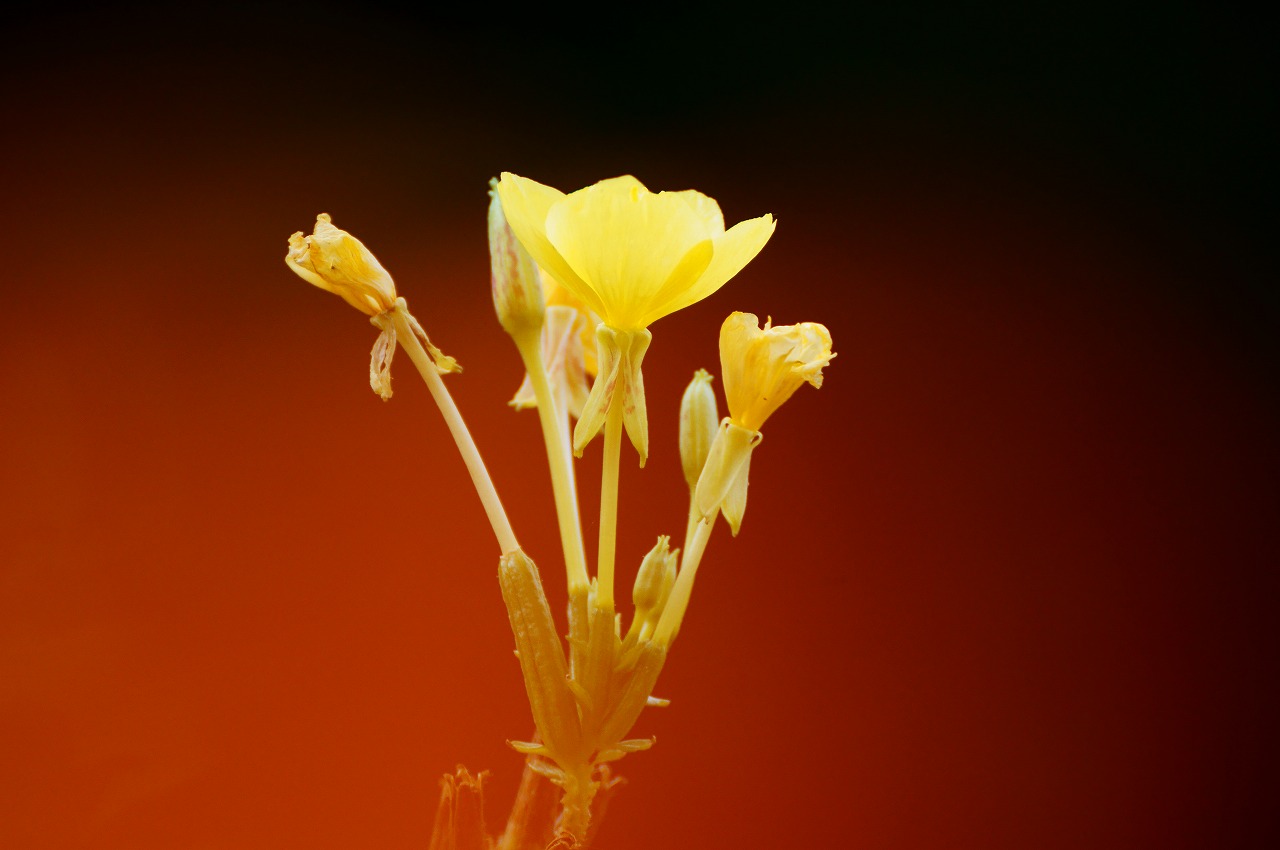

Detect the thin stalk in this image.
[555,376,591,684]
[681,492,700,560]
[595,398,625,614]
[652,517,713,647]
[514,330,589,593]
[392,310,519,555]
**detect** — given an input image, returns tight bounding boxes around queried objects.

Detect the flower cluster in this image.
[285,173,834,848]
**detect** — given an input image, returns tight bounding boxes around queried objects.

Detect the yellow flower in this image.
[721,312,834,432]
[694,312,834,534]
[495,173,774,331]
[496,173,774,463]
[286,213,398,316]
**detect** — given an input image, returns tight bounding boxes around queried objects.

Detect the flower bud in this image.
[488,179,545,338]
[679,369,719,492]
[632,536,672,615]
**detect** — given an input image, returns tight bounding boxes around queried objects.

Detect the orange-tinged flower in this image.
[286,213,397,316]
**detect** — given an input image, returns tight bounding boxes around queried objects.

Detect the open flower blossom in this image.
[496,174,776,331]
[694,312,835,533]
[286,213,459,400]
[496,172,775,464]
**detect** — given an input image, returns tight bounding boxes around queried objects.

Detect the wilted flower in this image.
[285,214,458,400]
[721,312,834,432]
[286,213,398,317]
[694,312,834,533]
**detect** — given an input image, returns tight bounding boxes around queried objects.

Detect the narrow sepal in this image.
[693,419,762,520]
[598,641,668,750]
[572,326,651,464]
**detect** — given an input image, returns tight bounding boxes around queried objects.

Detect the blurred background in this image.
[1,3,1274,848]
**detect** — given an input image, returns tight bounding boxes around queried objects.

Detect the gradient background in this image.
[1,4,1274,848]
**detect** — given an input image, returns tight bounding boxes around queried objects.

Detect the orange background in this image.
[2,6,1273,849]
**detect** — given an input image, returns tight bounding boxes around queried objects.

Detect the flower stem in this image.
[652,517,712,647]
[515,331,590,593]
[682,490,700,561]
[392,310,519,555]
[596,397,625,613]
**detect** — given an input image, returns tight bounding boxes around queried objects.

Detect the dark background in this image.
[1,3,1274,848]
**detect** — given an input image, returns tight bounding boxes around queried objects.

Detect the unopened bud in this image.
[652,546,678,625]
[632,536,672,615]
[488,179,545,337]
[679,369,719,492]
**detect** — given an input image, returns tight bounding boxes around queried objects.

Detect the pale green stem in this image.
[652,517,712,647]
[596,398,625,614]
[392,310,519,555]
[682,489,700,560]
[514,330,590,593]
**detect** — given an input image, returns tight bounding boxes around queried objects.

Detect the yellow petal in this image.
[670,189,725,234]
[496,173,602,320]
[650,214,775,321]
[633,239,714,328]
[545,176,717,330]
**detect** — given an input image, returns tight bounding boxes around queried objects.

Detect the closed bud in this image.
[651,546,678,628]
[679,369,719,492]
[632,536,672,615]
[488,179,545,338]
